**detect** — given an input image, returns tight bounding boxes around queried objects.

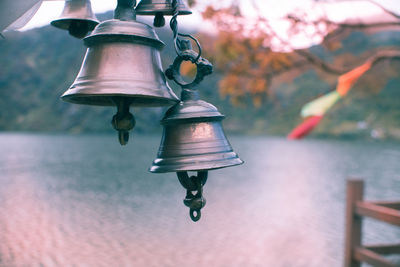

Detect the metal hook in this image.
[190,209,201,221]
[176,171,208,222]
[177,171,208,191]
[169,0,202,63]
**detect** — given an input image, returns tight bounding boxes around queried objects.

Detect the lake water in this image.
[0,133,399,267]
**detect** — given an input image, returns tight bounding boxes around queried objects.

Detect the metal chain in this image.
[169,0,202,62]
[168,3,213,221]
[177,171,207,222]
[165,0,213,89]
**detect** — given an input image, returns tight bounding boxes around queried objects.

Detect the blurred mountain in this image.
[0,12,182,134]
[0,11,400,139]
[213,29,400,140]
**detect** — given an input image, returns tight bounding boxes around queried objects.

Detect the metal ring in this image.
[190,209,201,222]
[165,50,213,88]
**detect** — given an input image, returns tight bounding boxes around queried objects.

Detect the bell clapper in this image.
[50,0,99,39]
[111,98,136,146]
[177,171,207,222]
[68,20,90,39]
[153,12,165,27]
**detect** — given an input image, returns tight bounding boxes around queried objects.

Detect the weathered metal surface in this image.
[61,0,178,145]
[150,14,243,220]
[149,90,243,173]
[61,19,178,107]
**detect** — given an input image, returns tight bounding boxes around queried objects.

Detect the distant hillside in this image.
[0,12,184,134]
[1,12,400,140]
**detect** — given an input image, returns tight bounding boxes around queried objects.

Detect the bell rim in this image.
[135,9,192,16]
[61,77,179,106]
[161,115,225,124]
[135,0,192,15]
[50,18,99,31]
[61,93,179,107]
[149,152,244,173]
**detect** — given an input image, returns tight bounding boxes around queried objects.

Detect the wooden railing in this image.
[344,179,400,267]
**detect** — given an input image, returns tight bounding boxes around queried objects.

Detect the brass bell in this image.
[150,89,243,222]
[51,0,99,39]
[148,32,242,221]
[135,0,192,27]
[61,3,179,145]
[150,89,243,173]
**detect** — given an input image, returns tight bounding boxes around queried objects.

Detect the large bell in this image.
[150,89,243,173]
[61,17,179,145]
[51,0,99,39]
[135,0,192,27]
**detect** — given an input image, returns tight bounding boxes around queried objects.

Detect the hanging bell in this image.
[51,0,99,39]
[150,89,243,173]
[147,30,243,221]
[135,0,192,27]
[150,89,243,222]
[61,4,179,145]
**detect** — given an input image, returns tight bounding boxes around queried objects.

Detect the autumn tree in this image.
[188,0,400,107]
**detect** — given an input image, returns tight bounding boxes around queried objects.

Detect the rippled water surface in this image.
[0,133,399,267]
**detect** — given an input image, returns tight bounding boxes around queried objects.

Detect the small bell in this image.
[150,89,243,173]
[61,1,179,145]
[135,0,192,27]
[51,0,99,39]
[150,89,243,221]
[147,32,243,221]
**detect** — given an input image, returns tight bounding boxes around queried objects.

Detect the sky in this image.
[22,0,400,30]
[22,0,203,30]
[19,0,400,49]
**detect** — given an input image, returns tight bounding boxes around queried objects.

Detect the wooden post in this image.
[344,179,364,267]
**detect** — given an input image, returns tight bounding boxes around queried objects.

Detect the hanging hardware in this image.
[135,0,192,27]
[61,0,179,145]
[149,0,243,222]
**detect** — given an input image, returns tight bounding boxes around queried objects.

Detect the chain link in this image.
[169,0,202,62]
[177,171,207,222]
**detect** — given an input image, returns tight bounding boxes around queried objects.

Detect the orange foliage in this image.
[196,5,301,107]
[219,75,241,97]
[202,6,218,20]
[324,40,342,51]
[195,3,398,109]
[249,78,268,94]
[198,28,294,107]
[180,61,197,79]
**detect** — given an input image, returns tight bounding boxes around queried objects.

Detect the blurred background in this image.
[0,0,399,266]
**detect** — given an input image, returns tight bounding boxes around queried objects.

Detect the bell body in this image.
[150,91,243,173]
[135,0,192,16]
[61,19,179,106]
[51,0,99,38]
